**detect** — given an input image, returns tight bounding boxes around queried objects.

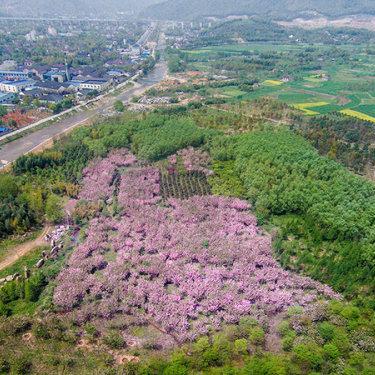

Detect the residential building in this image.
[51,72,67,83]
[0,92,16,104]
[34,81,74,93]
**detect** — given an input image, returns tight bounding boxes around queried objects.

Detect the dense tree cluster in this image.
[294,113,375,175]
[131,118,212,161]
[211,130,375,302]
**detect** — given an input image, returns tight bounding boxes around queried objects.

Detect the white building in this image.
[79,79,110,92]
[0,80,34,93]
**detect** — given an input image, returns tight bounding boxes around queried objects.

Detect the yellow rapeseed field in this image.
[263,79,284,86]
[293,102,329,116]
[340,109,375,123]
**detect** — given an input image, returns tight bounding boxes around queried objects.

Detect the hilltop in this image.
[0,0,163,18]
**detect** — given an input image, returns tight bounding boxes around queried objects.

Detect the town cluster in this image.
[0,19,156,133]
[0,47,150,104]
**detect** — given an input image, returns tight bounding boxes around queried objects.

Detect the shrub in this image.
[245,355,287,375]
[331,329,351,354]
[0,301,11,317]
[85,323,99,340]
[45,194,64,223]
[0,175,19,199]
[287,306,304,317]
[277,321,291,337]
[0,357,10,374]
[5,316,32,335]
[292,343,324,371]
[238,317,259,337]
[249,327,265,346]
[318,321,336,342]
[193,337,210,354]
[282,332,296,351]
[33,320,51,340]
[11,354,32,375]
[234,338,248,356]
[323,343,340,360]
[24,273,47,302]
[341,306,360,321]
[348,352,366,370]
[223,325,241,341]
[103,331,126,349]
[163,363,188,375]
[114,100,125,112]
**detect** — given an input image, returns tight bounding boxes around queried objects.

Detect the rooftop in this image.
[0,92,14,97]
[0,79,34,86]
[82,79,108,84]
[0,70,27,75]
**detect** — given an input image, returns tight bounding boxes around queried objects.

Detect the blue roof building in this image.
[0,70,30,80]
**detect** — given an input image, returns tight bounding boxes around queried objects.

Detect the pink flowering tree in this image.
[54,156,340,343]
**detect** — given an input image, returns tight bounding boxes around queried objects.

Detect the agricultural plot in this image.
[220,87,247,97]
[263,79,284,86]
[181,42,375,117]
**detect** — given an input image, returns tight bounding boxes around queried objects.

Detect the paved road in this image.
[0,61,167,166]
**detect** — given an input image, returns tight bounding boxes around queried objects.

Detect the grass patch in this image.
[0,246,48,279]
[220,87,247,97]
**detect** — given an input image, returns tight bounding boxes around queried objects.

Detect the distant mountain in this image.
[0,0,163,18]
[142,0,375,20]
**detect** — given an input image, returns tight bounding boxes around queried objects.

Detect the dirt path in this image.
[0,226,51,271]
[265,313,284,353]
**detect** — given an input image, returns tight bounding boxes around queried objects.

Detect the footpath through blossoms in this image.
[54,149,340,343]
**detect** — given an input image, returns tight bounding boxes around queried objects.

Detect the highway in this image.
[0,60,167,167]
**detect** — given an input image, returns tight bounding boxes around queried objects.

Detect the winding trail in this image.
[0,226,51,272]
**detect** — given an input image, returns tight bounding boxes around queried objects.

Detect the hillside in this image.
[142,0,375,20]
[0,0,163,18]
[190,18,375,46]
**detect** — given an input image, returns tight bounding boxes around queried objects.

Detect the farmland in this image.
[175,42,375,117]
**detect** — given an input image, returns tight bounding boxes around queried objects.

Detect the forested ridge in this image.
[192,19,375,46]
[142,0,375,20]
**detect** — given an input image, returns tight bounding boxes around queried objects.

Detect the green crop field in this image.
[181,42,375,117]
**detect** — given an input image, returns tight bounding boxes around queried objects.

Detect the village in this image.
[0,19,157,134]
